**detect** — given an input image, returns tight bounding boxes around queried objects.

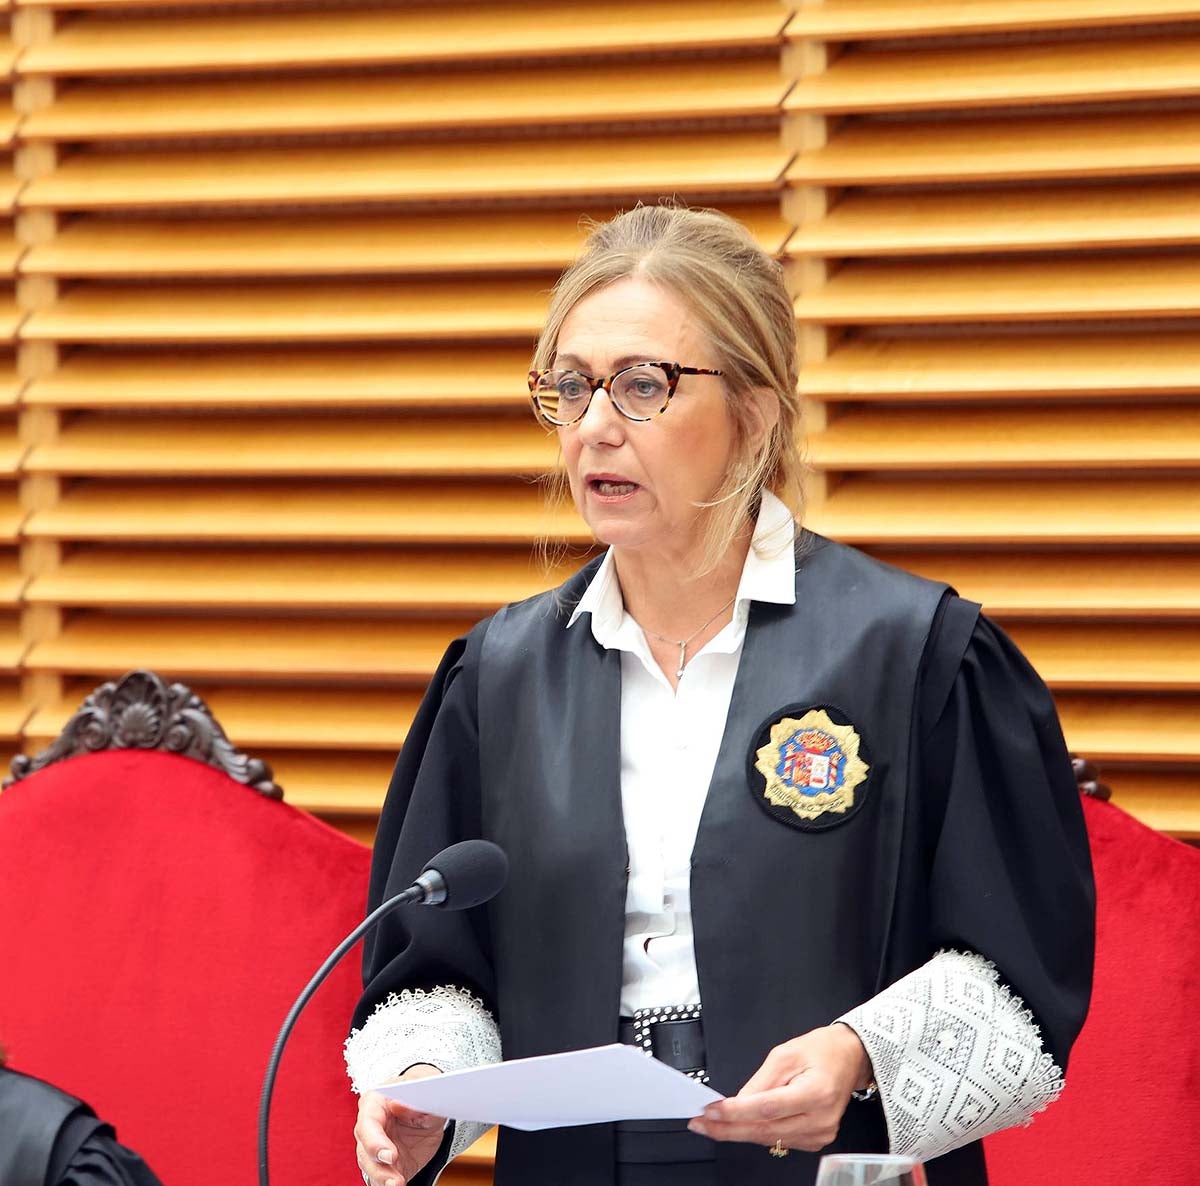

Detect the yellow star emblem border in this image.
[753,708,869,823]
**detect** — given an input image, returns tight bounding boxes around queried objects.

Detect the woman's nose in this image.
[576,383,625,444]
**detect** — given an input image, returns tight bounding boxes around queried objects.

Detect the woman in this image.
[347,206,1094,1186]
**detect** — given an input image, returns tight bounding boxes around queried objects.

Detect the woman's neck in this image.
[612,527,752,644]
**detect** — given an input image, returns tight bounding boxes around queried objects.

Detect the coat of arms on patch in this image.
[751,706,870,829]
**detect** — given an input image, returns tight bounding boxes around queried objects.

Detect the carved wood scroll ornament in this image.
[1072,754,1111,802]
[4,669,281,798]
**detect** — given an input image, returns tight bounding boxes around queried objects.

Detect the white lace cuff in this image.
[838,950,1065,1163]
[345,985,502,1163]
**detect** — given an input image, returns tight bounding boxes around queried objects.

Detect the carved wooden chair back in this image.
[0,670,372,1186]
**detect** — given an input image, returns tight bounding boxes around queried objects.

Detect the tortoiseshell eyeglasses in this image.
[528,361,724,426]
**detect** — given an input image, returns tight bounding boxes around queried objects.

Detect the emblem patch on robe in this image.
[749,706,870,829]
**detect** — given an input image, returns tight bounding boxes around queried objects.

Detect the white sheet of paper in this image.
[374,1043,723,1131]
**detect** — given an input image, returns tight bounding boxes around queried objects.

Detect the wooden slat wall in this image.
[2,0,1195,859]
[8,0,790,858]
[787,0,1200,837]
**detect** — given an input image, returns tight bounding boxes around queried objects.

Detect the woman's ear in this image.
[744,386,781,452]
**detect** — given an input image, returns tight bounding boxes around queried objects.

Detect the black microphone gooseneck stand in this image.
[256,882,424,1186]
[256,840,507,1186]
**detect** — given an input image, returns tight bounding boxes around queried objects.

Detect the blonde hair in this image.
[533,204,803,572]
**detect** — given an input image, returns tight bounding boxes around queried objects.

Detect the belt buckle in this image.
[631,1005,708,1083]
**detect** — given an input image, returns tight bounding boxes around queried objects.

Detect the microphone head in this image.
[420,840,508,910]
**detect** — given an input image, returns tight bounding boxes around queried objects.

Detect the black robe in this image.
[0,1067,164,1186]
[355,534,1095,1186]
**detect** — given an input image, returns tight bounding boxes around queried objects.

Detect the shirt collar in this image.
[567,546,625,636]
[567,489,797,645]
[735,488,797,610]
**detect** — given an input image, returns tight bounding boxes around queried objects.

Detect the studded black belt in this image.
[618,1004,707,1081]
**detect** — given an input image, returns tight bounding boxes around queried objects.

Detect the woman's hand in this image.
[687,1024,872,1154]
[355,1064,448,1186]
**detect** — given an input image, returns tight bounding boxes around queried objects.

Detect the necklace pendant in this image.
[676,641,687,680]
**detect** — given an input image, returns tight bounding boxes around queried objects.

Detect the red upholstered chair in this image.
[0,671,372,1186]
[986,789,1200,1186]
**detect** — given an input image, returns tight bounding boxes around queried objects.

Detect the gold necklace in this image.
[641,593,738,680]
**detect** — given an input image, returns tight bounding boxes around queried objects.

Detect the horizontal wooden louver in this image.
[23,131,792,210]
[11,0,789,863]
[804,478,1200,545]
[785,0,1200,38]
[25,60,784,140]
[795,257,1200,322]
[788,109,1200,186]
[22,279,554,342]
[19,1,784,74]
[784,36,1200,113]
[25,414,558,477]
[791,182,1200,255]
[24,616,487,682]
[788,3,1200,836]
[27,547,584,612]
[25,481,590,545]
[23,345,542,410]
[812,406,1200,469]
[799,332,1200,400]
[23,204,791,279]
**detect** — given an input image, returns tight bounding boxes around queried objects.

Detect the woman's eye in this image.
[557,380,587,400]
[631,379,664,398]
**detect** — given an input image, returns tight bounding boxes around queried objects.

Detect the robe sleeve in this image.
[55,1118,165,1186]
[839,603,1095,1161]
[346,620,501,1177]
[921,607,1095,1071]
[354,619,496,1024]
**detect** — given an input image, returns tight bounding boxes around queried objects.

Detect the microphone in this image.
[257,840,508,1186]
[399,839,510,910]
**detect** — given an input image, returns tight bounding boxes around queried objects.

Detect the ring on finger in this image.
[769,1138,789,1158]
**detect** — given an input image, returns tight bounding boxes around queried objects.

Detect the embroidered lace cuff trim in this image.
[837,949,1065,1163]
[345,985,502,1163]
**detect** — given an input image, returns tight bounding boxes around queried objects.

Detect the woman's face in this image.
[554,276,737,561]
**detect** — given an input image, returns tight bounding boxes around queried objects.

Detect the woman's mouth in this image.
[589,477,639,498]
